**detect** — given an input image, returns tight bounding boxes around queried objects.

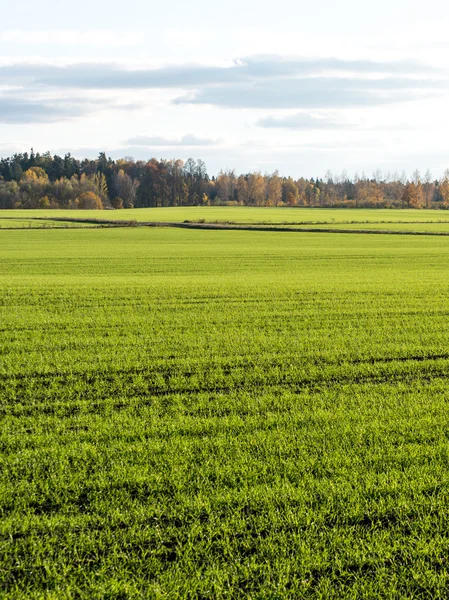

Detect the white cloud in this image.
[124,134,221,146]
[165,29,216,48]
[0,30,143,47]
[257,112,354,130]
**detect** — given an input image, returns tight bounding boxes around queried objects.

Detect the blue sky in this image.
[1,0,449,176]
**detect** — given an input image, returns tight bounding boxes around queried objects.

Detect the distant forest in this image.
[1,149,449,210]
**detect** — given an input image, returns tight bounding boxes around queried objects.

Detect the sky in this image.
[1,0,449,177]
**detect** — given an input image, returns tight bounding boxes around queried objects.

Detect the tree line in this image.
[1,149,449,210]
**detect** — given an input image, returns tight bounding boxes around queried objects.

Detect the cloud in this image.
[0,61,236,88]
[174,76,446,109]
[257,112,353,129]
[0,95,138,124]
[0,29,143,46]
[164,29,216,48]
[0,55,445,118]
[0,55,443,89]
[124,134,220,146]
[0,97,95,123]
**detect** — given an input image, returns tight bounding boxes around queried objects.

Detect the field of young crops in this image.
[0,218,98,229]
[2,206,449,224]
[3,224,449,598]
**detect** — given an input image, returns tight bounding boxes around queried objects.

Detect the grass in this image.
[4,207,449,234]
[2,206,449,225]
[0,218,99,229]
[2,225,449,598]
[287,221,449,232]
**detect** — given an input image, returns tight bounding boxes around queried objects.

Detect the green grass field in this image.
[288,221,449,233]
[3,224,449,598]
[2,206,449,224]
[0,218,98,229]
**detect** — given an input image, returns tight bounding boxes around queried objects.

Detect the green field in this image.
[2,206,449,223]
[3,224,449,598]
[288,221,449,233]
[3,207,449,234]
[0,218,99,229]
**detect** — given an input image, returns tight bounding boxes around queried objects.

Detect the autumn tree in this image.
[76,191,103,210]
[282,177,299,205]
[439,176,449,207]
[166,159,185,206]
[0,180,20,208]
[216,171,231,202]
[52,177,75,208]
[267,171,282,206]
[236,175,249,205]
[402,183,423,209]
[305,180,320,206]
[2,146,449,211]
[216,169,237,203]
[423,170,434,209]
[93,173,109,204]
[111,169,139,208]
[247,172,265,206]
[19,168,50,208]
[22,167,49,181]
[111,197,124,209]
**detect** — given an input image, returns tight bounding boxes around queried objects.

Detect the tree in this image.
[166,159,184,206]
[93,173,109,204]
[247,172,265,206]
[137,160,169,207]
[22,167,48,181]
[3,146,449,211]
[111,197,124,209]
[111,169,138,208]
[305,181,320,206]
[402,183,422,209]
[282,177,299,205]
[63,153,80,179]
[38,195,51,209]
[267,171,282,206]
[423,170,434,209]
[52,177,75,208]
[236,175,249,205]
[19,168,50,208]
[216,171,230,202]
[0,180,20,208]
[76,191,103,210]
[439,177,449,207]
